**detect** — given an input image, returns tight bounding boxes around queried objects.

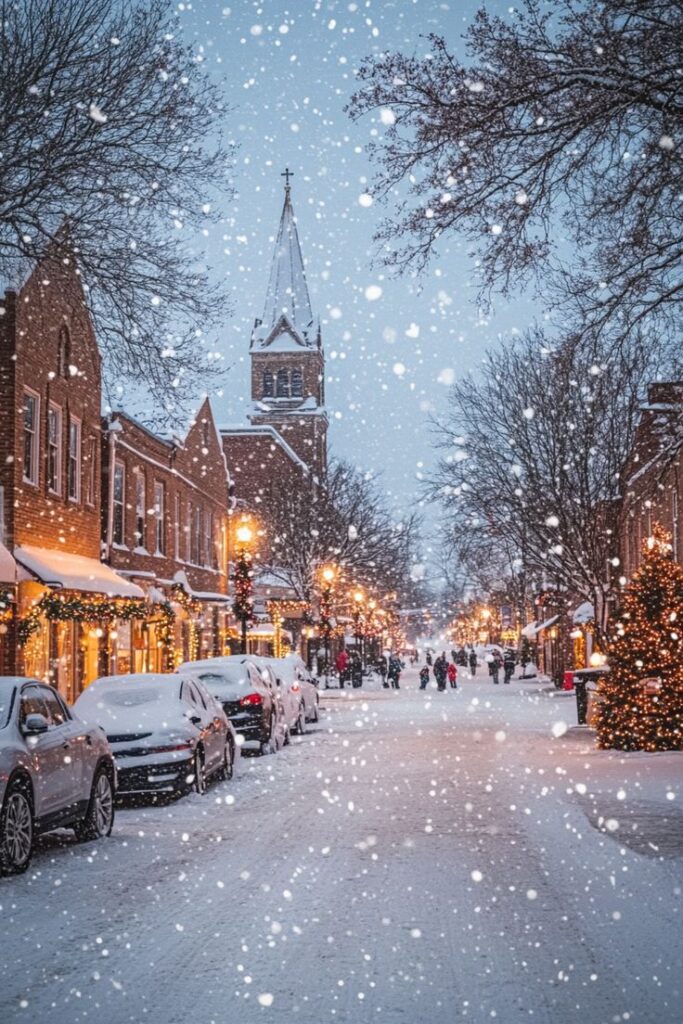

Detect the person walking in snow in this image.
[503,649,516,684]
[335,649,349,689]
[378,652,389,688]
[447,661,458,689]
[434,653,447,691]
[388,653,402,689]
[426,650,433,667]
[490,651,502,685]
[419,664,430,690]
[468,648,477,675]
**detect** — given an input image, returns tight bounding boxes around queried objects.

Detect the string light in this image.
[597,523,683,751]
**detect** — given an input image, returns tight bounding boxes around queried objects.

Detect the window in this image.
[201,420,210,447]
[0,484,5,545]
[186,502,193,561]
[57,326,70,377]
[47,404,62,494]
[204,511,213,567]
[20,685,49,727]
[133,471,146,549]
[263,370,274,397]
[84,437,97,506]
[154,481,165,555]
[22,391,39,484]
[276,368,290,398]
[67,418,81,501]
[192,506,202,565]
[291,368,303,398]
[174,494,181,559]
[40,687,69,726]
[113,462,125,545]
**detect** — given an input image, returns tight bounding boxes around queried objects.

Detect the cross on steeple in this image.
[281,166,294,194]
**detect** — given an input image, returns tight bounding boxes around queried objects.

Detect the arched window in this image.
[276,369,290,398]
[291,368,303,398]
[57,326,70,377]
[263,370,274,397]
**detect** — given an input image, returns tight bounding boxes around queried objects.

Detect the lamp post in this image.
[233,522,253,654]
[353,590,365,671]
[320,565,336,688]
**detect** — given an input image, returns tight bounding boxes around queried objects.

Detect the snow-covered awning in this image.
[248,623,293,640]
[171,570,229,603]
[522,615,559,637]
[572,601,594,624]
[0,542,16,585]
[15,546,144,598]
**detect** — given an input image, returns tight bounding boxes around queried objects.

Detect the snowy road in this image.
[1,667,681,1024]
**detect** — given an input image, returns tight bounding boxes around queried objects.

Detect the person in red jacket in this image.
[447,661,458,689]
[335,649,349,689]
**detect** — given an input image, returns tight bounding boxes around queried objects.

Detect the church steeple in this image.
[258,170,314,344]
[248,171,328,481]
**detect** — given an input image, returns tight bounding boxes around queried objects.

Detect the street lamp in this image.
[233,521,254,654]
[353,590,365,670]
[320,565,337,688]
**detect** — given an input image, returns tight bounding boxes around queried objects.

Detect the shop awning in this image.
[0,542,16,585]
[248,623,293,640]
[522,615,559,637]
[572,601,594,624]
[169,570,229,604]
[15,546,144,599]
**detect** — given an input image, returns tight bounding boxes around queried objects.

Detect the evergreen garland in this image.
[232,550,254,626]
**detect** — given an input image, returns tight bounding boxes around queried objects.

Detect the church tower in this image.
[249,171,328,480]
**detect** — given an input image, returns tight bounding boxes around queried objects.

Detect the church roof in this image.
[259,184,314,344]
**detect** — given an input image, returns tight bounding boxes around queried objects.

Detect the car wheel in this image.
[260,713,276,755]
[218,741,233,781]
[0,781,33,875]
[294,704,306,736]
[311,699,320,723]
[193,749,207,794]
[76,767,115,842]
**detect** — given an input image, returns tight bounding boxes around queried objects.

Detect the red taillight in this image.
[291,682,301,693]
[240,692,263,707]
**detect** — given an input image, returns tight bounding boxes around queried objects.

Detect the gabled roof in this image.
[257,185,313,345]
[252,313,309,352]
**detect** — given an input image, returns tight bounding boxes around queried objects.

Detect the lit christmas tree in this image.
[597,523,683,751]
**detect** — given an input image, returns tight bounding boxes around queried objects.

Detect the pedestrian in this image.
[451,648,458,665]
[378,651,389,688]
[350,651,363,688]
[426,650,433,667]
[335,649,348,689]
[468,648,477,675]
[491,651,501,685]
[419,664,430,690]
[503,648,516,684]
[434,652,447,691]
[388,653,402,689]
[457,647,467,667]
[447,661,458,689]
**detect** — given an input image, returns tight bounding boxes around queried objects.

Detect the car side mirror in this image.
[189,714,202,726]
[23,713,49,735]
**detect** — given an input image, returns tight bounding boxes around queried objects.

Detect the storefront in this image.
[14,545,145,703]
[0,542,17,677]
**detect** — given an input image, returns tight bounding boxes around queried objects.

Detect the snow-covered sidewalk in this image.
[1,666,680,1024]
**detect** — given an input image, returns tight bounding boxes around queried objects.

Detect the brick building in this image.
[621,381,683,578]
[0,250,143,699]
[102,398,231,668]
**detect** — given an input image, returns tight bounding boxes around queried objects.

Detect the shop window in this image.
[113,462,125,545]
[23,390,40,485]
[47,403,62,494]
[67,417,81,501]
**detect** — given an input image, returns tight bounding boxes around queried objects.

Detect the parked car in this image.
[249,655,301,740]
[0,676,116,875]
[271,655,320,725]
[74,673,233,799]
[178,656,284,754]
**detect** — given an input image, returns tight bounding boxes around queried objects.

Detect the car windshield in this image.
[195,671,253,696]
[99,687,167,707]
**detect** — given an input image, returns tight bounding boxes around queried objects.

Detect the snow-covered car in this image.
[271,655,320,725]
[178,656,284,754]
[74,673,233,799]
[248,655,307,738]
[0,677,116,874]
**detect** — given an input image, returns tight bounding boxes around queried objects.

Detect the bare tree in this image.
[431,331,648,642]
[260,461,422,607]
[0,0,234,414]
[348,0,682,355]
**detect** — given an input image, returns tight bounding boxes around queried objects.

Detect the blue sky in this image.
[180,0,542,528]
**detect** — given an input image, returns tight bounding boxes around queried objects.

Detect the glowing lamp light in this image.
[589,651,607,667]
[322,566,335,583]
[354,591,364,604]
[236,524,253,545]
